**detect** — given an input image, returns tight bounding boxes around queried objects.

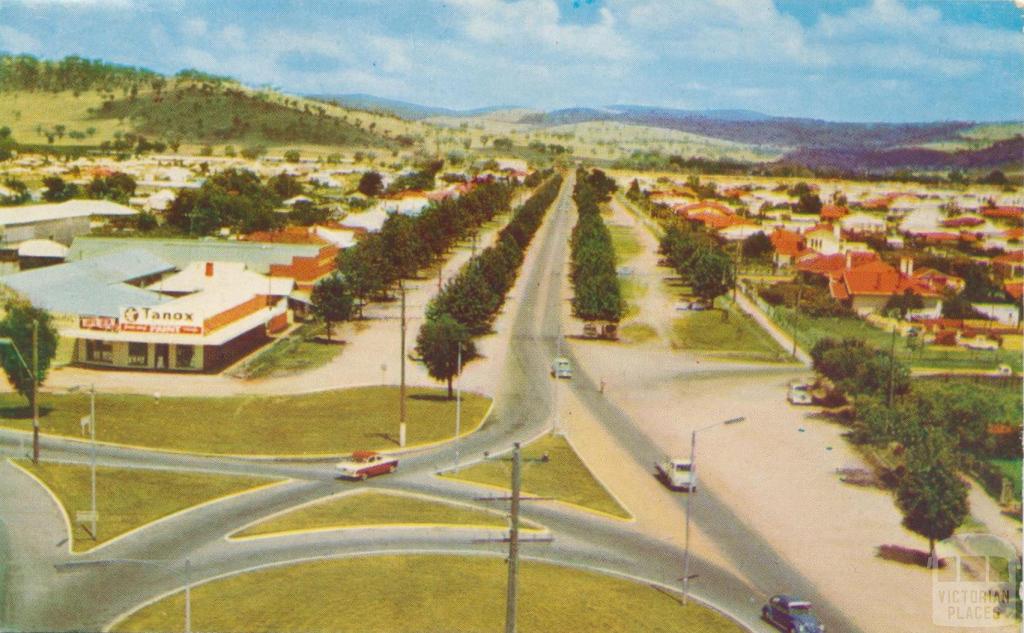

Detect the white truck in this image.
[657,458,696,491]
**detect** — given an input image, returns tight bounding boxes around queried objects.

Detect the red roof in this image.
[770,229,806,257]
[675,201,734,217]
[1004,280,1023,300]
[693,213,752,230]
[942,216,984,228]
[982,206,1024,221]
[994,251,1024,264]
[821,204,848,220]
[797,252,878,277]
[829,259,941,299]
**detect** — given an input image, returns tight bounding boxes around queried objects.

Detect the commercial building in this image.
[1,249,292,372]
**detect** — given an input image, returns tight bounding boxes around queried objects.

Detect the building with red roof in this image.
[770,229,809,269]
[820,204,848,220]
[830,257,943,316]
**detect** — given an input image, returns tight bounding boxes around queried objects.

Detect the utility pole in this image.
[399,282,407,448]
[505,442,522,633]
[89,385,97,537]
[454,342,462,466]
[184,558,191,633]
[32,319,39,464]
[792,274,804,360]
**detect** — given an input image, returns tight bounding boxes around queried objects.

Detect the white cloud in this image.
[181,17,206,38]
[0,24,41,53]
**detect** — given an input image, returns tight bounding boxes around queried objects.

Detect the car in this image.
[762,595,825,633]
[787,380,814,405]
[964,336,998,351]
[674,301,693,312]
[551,357,572,379]
[335,451,398,480]
[616,266,634,276]
[995,363,1014,376]
[656,458,696,491]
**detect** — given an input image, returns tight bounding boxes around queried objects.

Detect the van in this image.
[551,357,572,379]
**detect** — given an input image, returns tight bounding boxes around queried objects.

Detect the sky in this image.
[0,0,1021,122]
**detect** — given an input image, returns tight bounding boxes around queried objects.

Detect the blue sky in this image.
[0,0,1021,122]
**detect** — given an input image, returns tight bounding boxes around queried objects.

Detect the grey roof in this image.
[1,249,173,317]
[68,237,324,275]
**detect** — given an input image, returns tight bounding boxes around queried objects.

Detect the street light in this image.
[67,384,97,540]
[682,415,745,605]
[0,322,40,463]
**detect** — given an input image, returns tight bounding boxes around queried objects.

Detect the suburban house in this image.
[839,212,887,235]
[827,257,945,317]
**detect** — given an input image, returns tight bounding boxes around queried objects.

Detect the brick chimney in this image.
[845,251,852,270]
[205,262,214,277]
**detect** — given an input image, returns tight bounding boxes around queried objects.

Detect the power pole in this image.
[399,282,407,448]
[32,319,39,464]
[792,274,804,360]
[504,442,522,633]
[89,384,97,539]
[454,342,462,466]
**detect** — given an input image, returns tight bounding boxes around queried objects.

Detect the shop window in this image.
[128,342,148,366]
[85,340,113,363]
[176,345,195,369]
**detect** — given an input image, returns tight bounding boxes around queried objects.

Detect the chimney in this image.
[205,262,214,277]
[845,251,852,270]
[899,256,913,277]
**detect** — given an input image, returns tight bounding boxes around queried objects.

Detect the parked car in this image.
[335,451,399,480]
[787,380,814,405]
[995,363,1014,376]
[656,458,695,491]
[583,322,599,338]
[551,357,573,379]
[675,301,693,311]
[762,595,825,632]
[964,337,999,351]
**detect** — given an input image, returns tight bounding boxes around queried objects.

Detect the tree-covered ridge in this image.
[92,84,391,147]
[0,54,160,93]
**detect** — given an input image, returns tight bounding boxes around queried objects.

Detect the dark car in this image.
[762,595,825,632]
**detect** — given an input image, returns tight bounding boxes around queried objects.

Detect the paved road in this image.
[0,174,862,633]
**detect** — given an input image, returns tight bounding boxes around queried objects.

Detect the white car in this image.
[335,451,399,480]
[787,380,814,405]
[551,357,572,379]
[657,458,696,491]
[964,337,999,351]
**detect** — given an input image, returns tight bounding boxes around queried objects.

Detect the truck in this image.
[551,357,573,379]
[656,458,696,491]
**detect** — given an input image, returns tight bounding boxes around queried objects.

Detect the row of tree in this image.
[658,222,735,310]
[810,337,974,562]
[416,173,563,396]
[569,168,624,323]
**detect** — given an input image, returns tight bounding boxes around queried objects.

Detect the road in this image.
[0,173,863,633]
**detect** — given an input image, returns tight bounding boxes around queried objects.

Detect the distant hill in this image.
[533,105,976,150]
[95,85,391,147]
[780,135,1024,172]
[312,93,515,120]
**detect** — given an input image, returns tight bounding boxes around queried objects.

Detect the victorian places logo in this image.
[932,533,1021,628]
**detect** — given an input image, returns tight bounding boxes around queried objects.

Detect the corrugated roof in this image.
[0,199,137,226]
[68,237,323,275]
[0,248,173,317]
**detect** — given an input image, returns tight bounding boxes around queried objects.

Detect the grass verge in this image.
[233,490,514,538]
[608,224,643,264]
[620,277,647,321]
[770,306,1023,371]
[230,323,343,379]
[14,460,271,552]
[0,387,491,456]
[671,299,789,362]
[444,434,629,519]
[619,322,659,345]
[113,555,743,633]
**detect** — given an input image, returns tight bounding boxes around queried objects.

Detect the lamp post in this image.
[682,416,745,605]
[0,326,40,463]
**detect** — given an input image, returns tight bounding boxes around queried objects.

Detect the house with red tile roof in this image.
[770,228,810,269]
[829,257,944,317]
[820,204,848,221]
[982,206,1024,223]
[993,251,1024,278]
[674,200,735,218]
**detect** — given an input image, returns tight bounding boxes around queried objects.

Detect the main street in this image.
[0,173,863,633]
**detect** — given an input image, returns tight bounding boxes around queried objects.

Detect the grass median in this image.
[233,490,517,538]
[0,386,491,456]
[113,555,743,633]
[230,323,344,379]
[13,460,272,552]
[608,224,643,264]
[444,434,629,519]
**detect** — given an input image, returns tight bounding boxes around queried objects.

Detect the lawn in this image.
[619,322,659,345]
[230,323,343,379]
[113,555,743,633]
[233,490,513,538]
[0,387,491,456]
[988,458,1022,498]
[444,434,629,519]
[13,460,272,552]
[671,299,789,362]
[770,306,1023,372]
[608,224,643,265]
[620,277,647,321]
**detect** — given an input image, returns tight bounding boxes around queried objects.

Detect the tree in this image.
[811,337,910,398]
[795,192,823,215]
[690,247,734,309]
[338,238,393,316]
[0,297,59,408]
[42,176,78,202]
[415,314,476,398]
[896,429,969,563]
[283,149,301,163]
[268,173,303,200]
[357,171,384,197]
[310,274,354,341]
[741,231,773,260]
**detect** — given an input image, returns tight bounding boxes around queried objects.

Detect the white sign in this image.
[119,306,203,335]
[80,415,91,435]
